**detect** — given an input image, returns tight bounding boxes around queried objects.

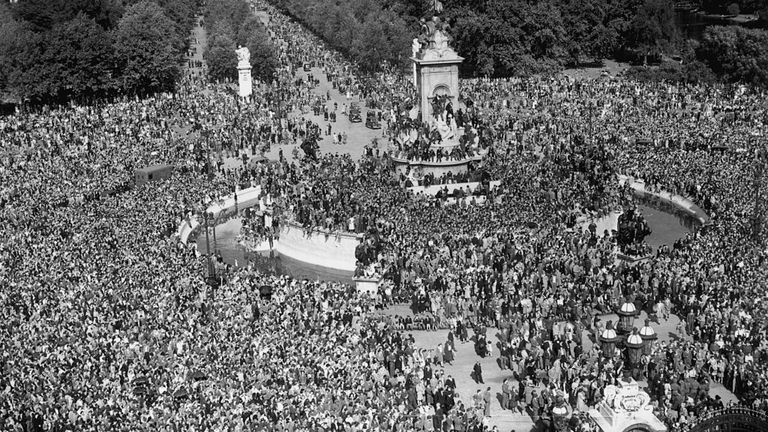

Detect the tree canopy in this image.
[267,0,768,86]
[270,0,413,72]
[699,25,768,86]
[114,1,182,94]
[0,0,197,104]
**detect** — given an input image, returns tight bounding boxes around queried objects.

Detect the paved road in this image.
[185,15,207,78]
[219,9,384,171]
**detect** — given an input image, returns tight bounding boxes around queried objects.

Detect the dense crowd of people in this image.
[240,27,768,431]
[2,0,768,431]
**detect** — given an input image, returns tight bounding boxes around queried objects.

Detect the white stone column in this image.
[236,46,252,99]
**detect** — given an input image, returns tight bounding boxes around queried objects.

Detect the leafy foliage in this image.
[270,0,413,72]
[698,26,768,86]
[12,0,124,31]
[268,0,768,85]
[46,14,117,100]
[0,0,197,104]
[114,1,182,95]
[267,0,686,76]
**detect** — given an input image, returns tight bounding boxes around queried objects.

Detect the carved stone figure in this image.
[412,38,422,58]
[236,46,250,66]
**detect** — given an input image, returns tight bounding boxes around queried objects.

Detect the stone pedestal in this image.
[355,277,381,297]
[412,29,463,120]
[236,46,253,98]
[238,65,253,98]
[588,378,667,432]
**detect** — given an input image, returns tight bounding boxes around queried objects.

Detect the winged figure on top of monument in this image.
[431,0,444,15]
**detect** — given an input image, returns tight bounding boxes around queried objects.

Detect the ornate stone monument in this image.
[390,12,480,181]
[236,46,252,98]
[412,16,463,122]
[588,375,667,432]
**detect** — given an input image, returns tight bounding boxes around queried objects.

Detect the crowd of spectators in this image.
[3,0,768,431]
[241,29,768,431]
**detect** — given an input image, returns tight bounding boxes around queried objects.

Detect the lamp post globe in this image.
[625,327,644,366]
[617,297,639,334]
[599,320,621,359]
[639,319,657,356]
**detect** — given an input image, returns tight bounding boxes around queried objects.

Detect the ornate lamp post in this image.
[639,319,657,355]
[617,297,639,334]
[625,328,644,366]
[203,211,214,279]
[599,320,621,359]
[551,395,572,432]
[209,211,217,256]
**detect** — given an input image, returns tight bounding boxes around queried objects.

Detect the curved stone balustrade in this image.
[275,221,359,272]
[176,185,263,245]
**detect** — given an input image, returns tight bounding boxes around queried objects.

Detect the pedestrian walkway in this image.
[216,7,383,171]
[261,65,385,162]
[381,303,738,431]
[185,15,208,78]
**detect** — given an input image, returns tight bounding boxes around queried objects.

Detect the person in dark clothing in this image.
[433,404,444,431]
[473,361,484,384]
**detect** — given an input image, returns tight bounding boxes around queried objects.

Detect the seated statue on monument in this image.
[429,95,455,142]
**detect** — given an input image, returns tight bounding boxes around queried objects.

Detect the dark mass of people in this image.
[2,1,768,432]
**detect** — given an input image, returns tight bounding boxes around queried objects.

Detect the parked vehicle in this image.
[349,103,362,122]
[365,110,381,129]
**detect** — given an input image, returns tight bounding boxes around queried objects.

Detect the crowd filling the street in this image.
[2,1,768,432]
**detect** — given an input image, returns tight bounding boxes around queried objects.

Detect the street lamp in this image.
[617,297,639,334]
[599,320,621,359]
[639,319,657,356]
[203,211,214,280]
[625,327,644,366]
[752,143,766,244]
[209,211,217,255]
[550,395,572,432]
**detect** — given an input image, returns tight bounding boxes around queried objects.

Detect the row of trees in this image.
[203,0,278,83]
[624,24,768,86]
[0,0,197,104]
[407,0,685,76]
[269,0,413,72]
[267,0,682,76]
[267,0,768,86]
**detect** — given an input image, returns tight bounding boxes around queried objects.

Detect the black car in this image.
[365,111,381,129]
[349,103,362,122]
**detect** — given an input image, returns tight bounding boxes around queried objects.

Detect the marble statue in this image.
[412,38,421,58]
[236,46,250,67]
[431,115,454,141]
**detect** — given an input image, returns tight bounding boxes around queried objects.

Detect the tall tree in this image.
[46,14,117,101]
[699,26,768,86]
[205,31,237,82]
[113,1,182,94]
[13,0,123,31]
